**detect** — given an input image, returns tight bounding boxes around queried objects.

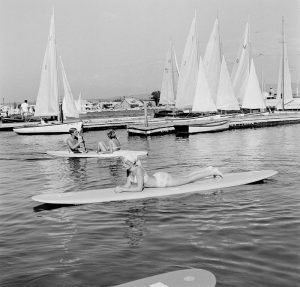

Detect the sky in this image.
[0,0,299,104]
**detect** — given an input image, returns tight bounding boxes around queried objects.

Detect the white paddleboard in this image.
[32,170,277,205]
[115,268,216,287]
[46,150,148,158]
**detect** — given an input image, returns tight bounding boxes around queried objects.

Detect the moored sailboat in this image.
[241,59,266,111]
[174,57,229,134]
[216,56,240,111]
[175,12,199,110]
[203,18,222,103]
[159,40,179,107]
[13,11,82,135]
[231,22,250,105]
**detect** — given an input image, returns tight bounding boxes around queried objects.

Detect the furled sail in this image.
[216,56,240,110]
[192,57,217,112]
[60,57,79,119]
[242,59,266,110]
[175,14,199,110]
[231,22,250,104]
[159,40,179,106]
[203,18,222,103]
[34,12,59,117]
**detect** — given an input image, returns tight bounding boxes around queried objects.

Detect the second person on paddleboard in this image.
[97,130,121,153]
[115,154,223,193]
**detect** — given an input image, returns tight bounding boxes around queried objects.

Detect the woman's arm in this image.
[67,138,81,150]
[115,168,144,193]
[108,140,115,153]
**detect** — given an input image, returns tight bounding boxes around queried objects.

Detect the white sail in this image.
[175,14,199,110]
[231,22,250,104]
[60,57,79,119]
[203,18,222,103]
[276,42,293,109]
[34,12,59,117]
[242,59,266,110]
[159,41,179,106]
[76,92,82,112]
[192,57,217,112]
[216,56,240,110]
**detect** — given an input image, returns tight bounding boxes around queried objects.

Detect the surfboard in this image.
[32,170,277,205]
[115,268,216,287]
[46,150,148,158]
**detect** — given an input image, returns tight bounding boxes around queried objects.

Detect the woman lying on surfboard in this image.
[97,130,121,153]
[115,154,223,193]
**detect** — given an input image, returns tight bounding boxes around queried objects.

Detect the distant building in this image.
[120,97,143,110]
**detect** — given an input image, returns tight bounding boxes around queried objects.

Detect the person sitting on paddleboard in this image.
[97,129,121,153]
[115,154,223,193]
[66,128,87,153]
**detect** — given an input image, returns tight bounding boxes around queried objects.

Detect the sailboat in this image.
[203,18,222,103]
[216,56,240,111]
[192,57,217,113]
[60,57,80,119]
[155,40,180,118]
[174,57,229,135]
[241,59,266,111]
[75,92,87,114]
[175,12,199,110]
[14,11,82,135]
[276,17,293,110]
[159,40,179,107]
[231,22,250,105]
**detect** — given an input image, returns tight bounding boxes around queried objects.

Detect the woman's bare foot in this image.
[213,168,223,178]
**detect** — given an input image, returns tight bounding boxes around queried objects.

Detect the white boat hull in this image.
[13,121,83,135]
[174,119,229,134]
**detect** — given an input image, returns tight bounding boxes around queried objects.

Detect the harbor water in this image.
[0,124,299,286]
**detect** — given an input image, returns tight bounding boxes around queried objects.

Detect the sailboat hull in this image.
[13,121,82,135]
[174,119,229,135]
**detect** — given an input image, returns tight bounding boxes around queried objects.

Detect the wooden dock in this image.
[127,122,175,136]
[127,112,300,136]
[229,112,300,129]
[2,112,300,134]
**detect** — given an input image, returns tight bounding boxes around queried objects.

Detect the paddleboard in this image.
[115,268,216,287]
[32,170,277,205]
[46,150,148,158]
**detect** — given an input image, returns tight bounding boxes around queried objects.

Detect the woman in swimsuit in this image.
[97,130,121,153]
[115,154,223,193]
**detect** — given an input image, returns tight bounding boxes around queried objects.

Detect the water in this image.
[0,125,299,287]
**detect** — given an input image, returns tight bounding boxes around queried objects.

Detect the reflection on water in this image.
[1,127,300,287]
[33,203,75,212]
[124,204,147,247]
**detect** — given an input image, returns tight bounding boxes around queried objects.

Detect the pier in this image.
[126,112,300,136]
[2,112,300,134]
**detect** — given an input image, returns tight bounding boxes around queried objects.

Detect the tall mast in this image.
[282,16,285,110]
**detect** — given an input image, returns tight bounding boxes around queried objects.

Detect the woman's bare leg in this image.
[187,166,223,178]
[97,141,108,153]
[167,167,223,187]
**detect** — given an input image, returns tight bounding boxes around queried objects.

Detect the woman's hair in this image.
[107,130,116,139]
[69,128,77,134]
